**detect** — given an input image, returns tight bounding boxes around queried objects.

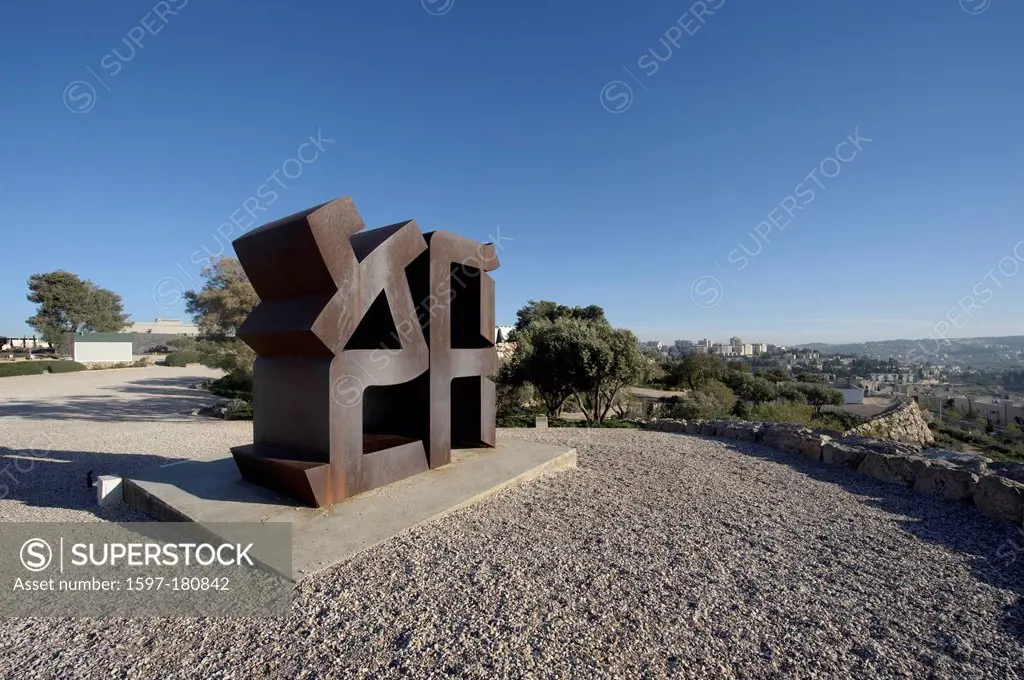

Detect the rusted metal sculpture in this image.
[229,197,499,507]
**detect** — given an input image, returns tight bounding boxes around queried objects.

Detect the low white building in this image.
[129,318,199,335]
[70,333,133,363]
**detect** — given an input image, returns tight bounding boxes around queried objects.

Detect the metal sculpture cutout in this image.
[229,197,499,507]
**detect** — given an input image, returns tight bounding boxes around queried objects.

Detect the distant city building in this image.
[129,318,199,335]
[752,343,768,355]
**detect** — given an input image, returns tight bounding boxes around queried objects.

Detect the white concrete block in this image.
[95,475,123,506]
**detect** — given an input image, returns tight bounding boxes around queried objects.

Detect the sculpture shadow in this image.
[717,438,1024,641]
[0,446,299,520]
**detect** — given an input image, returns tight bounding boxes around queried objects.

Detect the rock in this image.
[822,442,867,469]
[760,426,808,454]
[973,476,1024,524]
[197,403,229,419]
[841,435,921,456]
[913,463,979,502]
[735,424,762,442]
[684,420,702,435]
[844,400,934,446]
[919,448,991,475]
[987,462,1024,484]
[700,422,717,437]
[857,452,931,487]
[798,434,831,462]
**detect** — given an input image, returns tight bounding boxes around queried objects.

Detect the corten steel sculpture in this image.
[229,197,499,507]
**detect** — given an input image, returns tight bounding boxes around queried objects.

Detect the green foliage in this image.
[748,401,814,425]
[695,379,736,414]
[775,382,808,403]
[0,361,87,377]
[796,372,828,384]
[738,376,777,406]
[505,308,648,422]
[815,410,864,432]
[663,353,725,390]
[792,383,844,416]
[225,400,253,421]
[210,373,254,400]
[512,300,606,334]
[760,367,791,383]
[936,422,1024,461]
[25,271,129,347]
[183,257,259,382]
[664,391,729,420]
[165,351,203,367]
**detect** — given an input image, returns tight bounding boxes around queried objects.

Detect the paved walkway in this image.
[0,365,251,522]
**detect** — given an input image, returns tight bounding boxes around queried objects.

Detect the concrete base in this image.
[124,438,576,580]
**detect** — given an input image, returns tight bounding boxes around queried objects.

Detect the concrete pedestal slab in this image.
[124,438,575,580]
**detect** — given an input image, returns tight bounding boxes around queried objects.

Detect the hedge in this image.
[165,351,203,367]
[0,361,87,377]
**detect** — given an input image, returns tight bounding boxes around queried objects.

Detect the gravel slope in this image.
[2,418,1024,678]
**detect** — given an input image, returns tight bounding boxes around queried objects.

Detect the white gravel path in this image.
[2,372,1024,677]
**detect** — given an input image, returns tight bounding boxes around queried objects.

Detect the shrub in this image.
[0,362,48,377]
[497,414,536,428]
[0,361,87,377]
[747,401,814,425]
[664,391,728,420]
[47,361,88,373]
[814,409,863,432]
[225,399,253,421]
[165,351,203,367]
[695,379,736,413]
[210,373,253,400]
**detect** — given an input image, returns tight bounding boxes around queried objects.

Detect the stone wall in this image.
[643,418,1024,525]
[843,399,934,446]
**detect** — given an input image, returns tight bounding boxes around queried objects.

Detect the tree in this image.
[794,383,844,417]
[183,257,259,381]
[796,372,827,384]
[512,300,606,334]
[504,303,648,423]
[666,353,723,390]
[739,376,777,406]
[506,318,585,417]
[761,367,791,384]
[776,382,808,403]
[695,379,736,414]
[26,271,129,348]
[569,324,649,423]
[184,258,258,339]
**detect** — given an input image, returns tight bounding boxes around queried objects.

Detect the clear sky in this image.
[1,0,1021,345]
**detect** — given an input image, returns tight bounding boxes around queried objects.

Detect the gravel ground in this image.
[2,371,1024,677]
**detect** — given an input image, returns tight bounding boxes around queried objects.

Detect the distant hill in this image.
[794,336,1024,369]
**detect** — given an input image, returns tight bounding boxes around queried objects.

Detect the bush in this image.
[47,361,88,373]
[815,409,863,432]
[0,362,48,377]
[210,373,253,400]
[664,391,728,420]
[165,351,203,367]
[497,414,539,428]
[225,399,253,421]
[747,401,814,425]
[0,361,87,377]
[695,379,736,413]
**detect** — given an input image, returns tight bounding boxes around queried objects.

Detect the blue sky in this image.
[1,0,1021,345]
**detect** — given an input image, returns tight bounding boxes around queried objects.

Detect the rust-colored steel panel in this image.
[229,196,499,508]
